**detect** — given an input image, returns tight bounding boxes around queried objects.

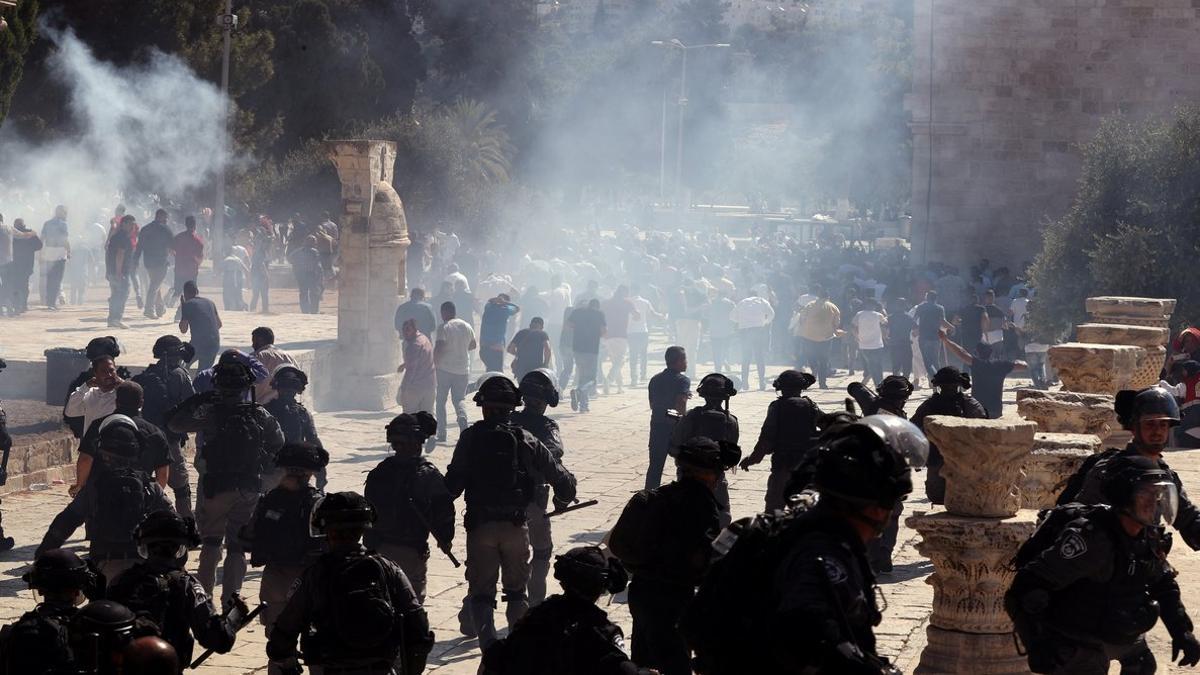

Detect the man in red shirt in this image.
[169,215,205,306]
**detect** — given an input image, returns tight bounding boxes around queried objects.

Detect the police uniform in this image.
[134,350,198,520]
[753,392,821,512]
[0,548,95,675]
[445,416,576,648]
[910,372,988,505]
[364,455,454,604]
[1059,445,1200,551]
[168,367,285,608]
[267,543,433,675]
[108,559,237,668]
[264,396,323,489]
[646,367,690,490]
[1007,506,1191,673]
[510,406,565,606]
[670,404,738,526]
[38,416,172,581]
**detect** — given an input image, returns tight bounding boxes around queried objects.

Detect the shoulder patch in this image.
[1059,531,1088,560]
[822,557,848,584]
[612,632,629,656]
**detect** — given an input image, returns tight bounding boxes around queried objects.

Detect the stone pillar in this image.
[908,416,1037,675]
[324,140,408,410]
[1074,323,1169,390]
[1047,343,1140,395]
[1015,389,1116,439]
[1019,433,1100,510]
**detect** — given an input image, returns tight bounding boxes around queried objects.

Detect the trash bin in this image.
[44,347,90,406]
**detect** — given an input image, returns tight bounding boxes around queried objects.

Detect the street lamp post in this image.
[651,39,730,211]
[213,0,237,260]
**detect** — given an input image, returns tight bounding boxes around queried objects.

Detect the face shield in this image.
[932,384,962,396]
[1130,479,1179,528]
[137,541,188,562]
[860,414,929,470]
[309,495,328,538]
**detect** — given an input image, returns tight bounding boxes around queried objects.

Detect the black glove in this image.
[552,497,571,512]
[225,596,251,628]
[1174,632,1200,667]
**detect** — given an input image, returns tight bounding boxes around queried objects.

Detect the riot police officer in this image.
[738,416,925,674]
[108,510,244,670]
[740,369,824,512]
[511,368,565,606]
[0,548,99,674]
[365,412,453,604]
[911,366,987,504]
[848,374,913,418]
[267,491,434,675]
[1008,454,1200,673]
[68,599,167,675]
[1058,387,1200,552]
[242,442,328,661]
[263,365,324,490]
[133,335,197,519]
[479,546,659,675]
[445,373,577,648]
[62,336,129,439]
[167,357,285,608]
[38,414,173,580]
[610,438,723,675]
[671,373,739,526]
[0,358,14,551]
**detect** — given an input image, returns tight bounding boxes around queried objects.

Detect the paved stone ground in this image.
[1,297,1198,672]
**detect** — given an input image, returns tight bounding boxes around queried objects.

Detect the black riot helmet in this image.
[1101,454,1179,528]
[697,373,737,400]
[472,372,522,408]
[270,364,309,392]
[1116,387,1181,431]
[97,415,142,464]
[519,368,560,407]
[676,437,725,472]
[151,335,188,360]
[275,442,330,471]
[85,336,122,362]
[878,375,914,401]
[386,411,437,444]
[70,601,138,674]
[134,510,201,559]
[814,415,928,511]
[212,359,256,393]
[554,545,628,600]
[931,367,971,394]
[772,369,816,393]
[311,491,377,536]
[24,548,98,596]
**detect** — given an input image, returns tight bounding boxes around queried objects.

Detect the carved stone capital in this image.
[923,416,1036,517]
[1019,434,1098,509]
[1048,343,1140,395]
[1015,389,1115,437]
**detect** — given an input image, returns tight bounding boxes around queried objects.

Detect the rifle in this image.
[407,497,461,568]
[548,499,599,518]
[189,603,264,669]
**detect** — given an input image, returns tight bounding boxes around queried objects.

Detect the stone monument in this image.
[908,416,1038,674]
[1019,432,1099,509]
[324,140,408,410]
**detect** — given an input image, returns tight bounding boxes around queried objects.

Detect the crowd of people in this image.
[2,201,1200,673]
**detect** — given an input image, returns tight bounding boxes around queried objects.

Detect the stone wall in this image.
[909,0,1200,267]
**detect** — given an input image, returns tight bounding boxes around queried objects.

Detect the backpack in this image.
[478,598,581,675]
[0,609,73,675]
[133,366,172,429]
[365,458,423,545]
[469,424,533,510]
[692,407,737,444]
[608,489,665,570]
[108,567,185,640]
[684,508,814,675]
[1012,503,1109,570]
[93,468,152,546]
[322,554,397,651]
[202,404,267,479]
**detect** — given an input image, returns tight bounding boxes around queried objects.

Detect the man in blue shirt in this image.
[479,294,520,372]
[395,288,438,340]
[645,346,691,489]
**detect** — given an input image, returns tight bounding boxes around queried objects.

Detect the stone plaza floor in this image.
[0,300,1198,672]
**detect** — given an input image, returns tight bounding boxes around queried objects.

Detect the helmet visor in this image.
[1132,480,1179,527]
[309,495,327,538]
[861,414,929,469]
[932,384,961,396]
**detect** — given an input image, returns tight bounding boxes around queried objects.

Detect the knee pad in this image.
[501,589,527,604]
[469,594,497,609]
[532,548,553,564]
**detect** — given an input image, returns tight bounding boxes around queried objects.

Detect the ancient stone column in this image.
[1015,389,1116,439]
[1047,343,1140,395]
[324,140,408,410]
[1075,323,1169,390]
[908,416,1038,675]
[1019,433,1099,509]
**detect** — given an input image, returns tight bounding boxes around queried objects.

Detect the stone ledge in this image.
[1075,323,1169,348]
[2,433,77,497]
[1085,296,1176,318]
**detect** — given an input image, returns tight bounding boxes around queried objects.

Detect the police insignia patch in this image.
[822,558,848,584]
[1059,532,1088,560]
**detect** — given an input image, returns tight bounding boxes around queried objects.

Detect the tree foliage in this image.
[0,0,38,126]
[1028,108,1200,338]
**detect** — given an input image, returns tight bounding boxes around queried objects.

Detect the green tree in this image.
[1028,108,1200,339]
[0,0,38,126]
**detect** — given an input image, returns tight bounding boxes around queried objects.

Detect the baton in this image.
[548,499,599,518]
[407,497,461,568]
[189,603,264,669]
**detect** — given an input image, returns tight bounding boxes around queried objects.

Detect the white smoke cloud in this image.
[0,26,228,225]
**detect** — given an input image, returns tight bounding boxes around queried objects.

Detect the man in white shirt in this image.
[540,275,573,346]
[1010,288,1030,330]
[627,285,663,387]
[852,300,888,387]
[733,291,776,391]
[65,355,122,438]
[434,300,477,443]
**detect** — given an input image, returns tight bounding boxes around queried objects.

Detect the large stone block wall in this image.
[909,0,1200,267]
